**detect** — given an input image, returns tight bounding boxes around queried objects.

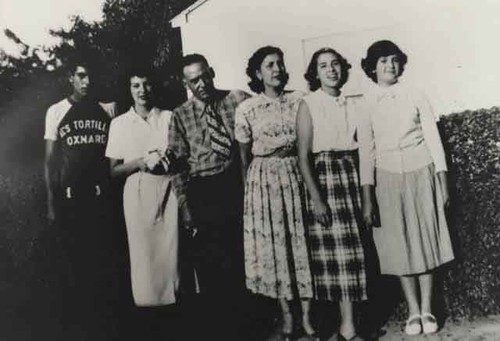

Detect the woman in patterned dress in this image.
[235,46,314,339]
[359,40,454,336]
[297,48,367,341]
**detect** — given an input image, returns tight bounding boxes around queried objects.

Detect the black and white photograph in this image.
[0,0,499,340]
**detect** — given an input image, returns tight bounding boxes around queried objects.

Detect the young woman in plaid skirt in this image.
[297,48,367,341]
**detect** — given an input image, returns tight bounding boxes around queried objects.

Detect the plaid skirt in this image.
[244,156,313,299]
[305,150,367,302]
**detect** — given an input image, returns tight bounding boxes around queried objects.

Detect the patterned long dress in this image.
[235,91,313,299]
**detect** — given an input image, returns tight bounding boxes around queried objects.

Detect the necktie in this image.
[205,104,232,159]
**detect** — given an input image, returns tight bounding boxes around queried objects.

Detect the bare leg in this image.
[301,299,315,335]
[419,273,438,333]
[419,273,433,314]
[279,298,293,335]
[339,301,357,339]
[400,276,421,316]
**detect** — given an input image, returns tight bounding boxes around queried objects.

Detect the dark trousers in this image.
[54,190,126,340]
[182,164,247,340]
[186,164,245,294]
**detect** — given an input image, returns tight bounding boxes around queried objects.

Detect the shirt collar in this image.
[190,89,230,115]
[258,91,290,105]
[316,89,347,106]
[128,106,159,122]
[373,81,406,102]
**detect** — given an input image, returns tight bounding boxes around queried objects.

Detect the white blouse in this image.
[105,107,172,162]
[358,82,447,186]
[302,89,358,153]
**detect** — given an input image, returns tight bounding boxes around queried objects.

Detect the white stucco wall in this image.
[172,0,500,115]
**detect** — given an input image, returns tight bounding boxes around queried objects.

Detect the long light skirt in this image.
[123,172,178,306]
[244,156,313,299]
[373,164,454,275]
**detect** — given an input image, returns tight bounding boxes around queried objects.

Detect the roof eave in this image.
[170,0,210,28]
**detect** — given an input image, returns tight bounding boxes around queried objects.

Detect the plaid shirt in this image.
[168,89,251,202]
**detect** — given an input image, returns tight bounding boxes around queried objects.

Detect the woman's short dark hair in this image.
[123,65,159,106]
[361,40,408,83]
[127,66,156,84]
[246,46,289,93]
[304,47,351,91]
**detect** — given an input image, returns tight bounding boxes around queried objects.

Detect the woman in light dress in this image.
[105,68,179,336]
[235,46,314,340]
[358,40,454,336]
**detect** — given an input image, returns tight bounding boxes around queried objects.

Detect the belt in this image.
[258,147,297,159]
[315,149,358,159]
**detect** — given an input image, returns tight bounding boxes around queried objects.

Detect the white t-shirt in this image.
[105,107,172,162]
[44,99,116,141]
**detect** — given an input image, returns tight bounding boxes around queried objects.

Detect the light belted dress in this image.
[235,91,313,299]
[106,107,178,306]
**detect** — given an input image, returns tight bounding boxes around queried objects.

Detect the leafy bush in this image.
[438,107,500,319]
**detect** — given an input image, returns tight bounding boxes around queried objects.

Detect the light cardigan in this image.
[358,82,447,186]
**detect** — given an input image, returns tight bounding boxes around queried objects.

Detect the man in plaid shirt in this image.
[168,53,251,339]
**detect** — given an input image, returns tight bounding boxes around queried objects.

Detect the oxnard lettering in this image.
[66,134,107,146]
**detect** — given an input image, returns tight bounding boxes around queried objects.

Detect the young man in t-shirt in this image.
[44,61,118,338]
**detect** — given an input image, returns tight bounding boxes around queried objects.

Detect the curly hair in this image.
[304,47,351,91]
[246,46,289,93]
[361,40,408,83]
[123,65,160,107]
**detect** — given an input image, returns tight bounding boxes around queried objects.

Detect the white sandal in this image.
[421,312,438,334]
[404,314,422,336]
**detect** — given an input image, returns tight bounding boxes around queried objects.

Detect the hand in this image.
[361,185,376,229]
[313,198,332,227]
[180,201,197,237]
[47,204,56,225]
[137,158,148,172]
[362,202,375,229]
[143,151,162,171]
[437,171,450,209]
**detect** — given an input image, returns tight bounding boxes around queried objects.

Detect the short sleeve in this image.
[44,100,71,141]
[235,103,252,144]
[105,119,124,160]
[44,106,58,141]
[99,102,118,118]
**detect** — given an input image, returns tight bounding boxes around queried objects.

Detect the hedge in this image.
[438,107,500,319]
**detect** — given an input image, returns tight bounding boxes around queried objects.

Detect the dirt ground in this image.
[282,316,500,341]
[379,315,500,341]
